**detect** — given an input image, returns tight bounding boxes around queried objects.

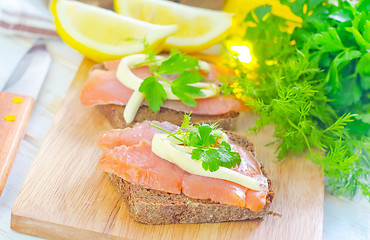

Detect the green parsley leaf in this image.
[218,141,242,168]
[306,0,323,13]
[161,114,242,172]
[191,148,204,161]
[198,148,221,172]
[326,61,340,92]
[138,76,167,113]
[188,123,241,172]
[171,71,204,107]
[198,124,216,146]
[313,28,346,52]
[195,124,217,147]
[225,0,370,201]
[356,52,370,76]
[159,51,199,74]
[138,44,208,112]
[188,132,201,146]
[363,20,370,42]
[329,9,353,23]
[335,50,362,68]
[346,25,370,50]
[191,141,241,172]
[360,75,370,90]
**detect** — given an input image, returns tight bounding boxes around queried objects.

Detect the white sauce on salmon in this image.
[151,133,260,191]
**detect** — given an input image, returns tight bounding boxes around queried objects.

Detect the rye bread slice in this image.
[97,104,239,129]
[106,131,274,224]
[90,64,240,129]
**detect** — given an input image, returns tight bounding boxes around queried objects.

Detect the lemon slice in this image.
[50,0,178,63]
[114,0,233,52]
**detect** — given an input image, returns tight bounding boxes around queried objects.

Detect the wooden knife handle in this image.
[0,92,35,196]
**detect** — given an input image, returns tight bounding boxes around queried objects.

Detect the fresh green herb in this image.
[142,38,159,68]
[138,46,205,112]
[171,71,204,106]
[138,76,167,113]
[224,0,370,200]
[186,123,240,171]
[152,114,241,172]
[160,49,200,74]
[219,77,235,96]
[126,38,159,69]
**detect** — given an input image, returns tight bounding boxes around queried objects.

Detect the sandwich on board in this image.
[80,43,274,225]
[55,0,274,226]
[80,50,246,130]
[97,116,274,224]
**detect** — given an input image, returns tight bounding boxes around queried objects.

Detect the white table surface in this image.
[0,35,369,240]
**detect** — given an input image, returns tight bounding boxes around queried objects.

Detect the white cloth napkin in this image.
[0,0,57,38]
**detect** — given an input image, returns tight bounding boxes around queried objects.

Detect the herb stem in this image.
[155,73,172,85]
[286,118,313,154]
[150,123,184,143]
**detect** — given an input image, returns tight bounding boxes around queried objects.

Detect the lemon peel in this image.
[50,0,177,63]
[114,0,233,53]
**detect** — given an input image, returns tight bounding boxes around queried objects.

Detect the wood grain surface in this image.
[11,58,324,240]
[0,92,34,196]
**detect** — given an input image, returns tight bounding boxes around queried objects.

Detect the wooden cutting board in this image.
[11,58,324,240]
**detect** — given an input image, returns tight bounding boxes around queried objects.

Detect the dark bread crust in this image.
[97,104,239,130]
[107,131,274,224]
[91,63,240,130]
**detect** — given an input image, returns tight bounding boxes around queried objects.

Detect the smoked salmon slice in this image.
[99,140,184,194]
[98,121,268,211]
[246,175,269,212]
[182,141,268,211]
[80,69,133,106]
[98,121,178,150]
[81,60,246,115]
[182,173,248,207]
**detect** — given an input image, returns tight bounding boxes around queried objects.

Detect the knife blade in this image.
[0,42,51,197]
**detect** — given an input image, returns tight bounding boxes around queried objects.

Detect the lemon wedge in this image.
[50,0,178,63]
[114,0,233,53]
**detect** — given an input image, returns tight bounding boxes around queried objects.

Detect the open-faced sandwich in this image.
[80,50,246,130]
[97,115,274,224]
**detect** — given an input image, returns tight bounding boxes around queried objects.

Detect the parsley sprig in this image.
[138,44,205,112]
[152,114,241,172]
[224,0,370,200]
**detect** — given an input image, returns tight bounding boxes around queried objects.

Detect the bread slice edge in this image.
[105,131,274,224]
[89,63,241,130]
[97,104,239,130]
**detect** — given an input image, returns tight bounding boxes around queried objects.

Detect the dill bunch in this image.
[225,0,370,200]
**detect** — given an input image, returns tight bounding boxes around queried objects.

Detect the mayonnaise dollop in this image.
[116,54,220,123]
[151,133,260,191]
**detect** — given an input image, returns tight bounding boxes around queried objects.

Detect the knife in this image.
[0,42,51,197]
